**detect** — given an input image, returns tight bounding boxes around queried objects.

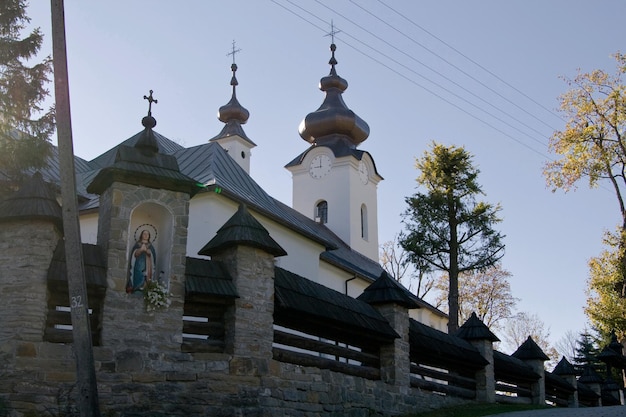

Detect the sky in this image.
[26,1,625,351]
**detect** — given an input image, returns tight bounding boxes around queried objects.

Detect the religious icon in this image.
[127,225,157,293]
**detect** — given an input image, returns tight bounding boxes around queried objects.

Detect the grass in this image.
[408,403,548,417]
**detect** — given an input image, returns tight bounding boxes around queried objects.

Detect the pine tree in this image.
[400,142,505,333]
[0,0,54,191]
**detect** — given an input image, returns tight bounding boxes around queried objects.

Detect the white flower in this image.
[144,280,171,311]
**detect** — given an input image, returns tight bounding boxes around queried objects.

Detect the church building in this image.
[72,41,446,329]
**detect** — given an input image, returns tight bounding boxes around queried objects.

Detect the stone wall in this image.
[0,185,478,416]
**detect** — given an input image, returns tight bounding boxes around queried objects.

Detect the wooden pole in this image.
[50,1,101,415]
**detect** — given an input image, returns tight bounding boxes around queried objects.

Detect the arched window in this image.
[316,200,328,224]
[361,204,368,240]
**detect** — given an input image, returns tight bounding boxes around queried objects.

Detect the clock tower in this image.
[286,42,382,261]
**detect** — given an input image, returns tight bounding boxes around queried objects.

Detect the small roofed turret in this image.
[357,271,419,309]
[511,336,550,361]
[552,357,576,376]
[456,312,500,342]
[298,42,369,148]
[198,203,286,257]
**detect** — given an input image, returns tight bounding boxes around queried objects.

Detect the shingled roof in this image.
[274,267,399,345]
[409,318,488,372]
[47,241,107,287]
[0,172,62,231]
[493,350,541,383]
[184,257,238,298]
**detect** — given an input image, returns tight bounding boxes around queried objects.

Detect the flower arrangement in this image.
[144,280,171,312]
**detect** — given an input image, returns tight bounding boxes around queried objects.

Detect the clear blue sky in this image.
[28,1,625,349]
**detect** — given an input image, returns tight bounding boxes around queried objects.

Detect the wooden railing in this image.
[182,295,230,353]
[43,280,105,346]
[272,326,381,380]
[410,363,476,399]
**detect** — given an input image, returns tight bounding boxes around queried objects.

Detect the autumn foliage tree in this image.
[0,0,54,189]
[400,142,505,332]
[545,53,626,340]
[585,231,626,341]
[432,264,517,331]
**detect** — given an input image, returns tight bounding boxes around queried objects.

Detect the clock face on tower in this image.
[358,160,369,184]
[309,154,332,179]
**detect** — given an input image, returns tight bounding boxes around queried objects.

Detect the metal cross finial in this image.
[143,90,158,116]
[325,20,341,44]
[227,40,242,64]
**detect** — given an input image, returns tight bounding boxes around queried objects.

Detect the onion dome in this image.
[218,63,249,125]
[211,61,254,144]
[298,43,369,147]
[135,90,159,155]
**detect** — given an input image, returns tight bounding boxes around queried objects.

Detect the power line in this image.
[373,0,565,125]
[272,0,553,160]
[313,0,552,148]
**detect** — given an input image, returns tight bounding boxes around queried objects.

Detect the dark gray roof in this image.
[274,267,399,343]
[38,128,413,305]
[455,312,500,342]
[357,271,420,308]
[578,364,603,384]
[409,318,488,371]
[198,203,287,257]
[184,257,238,298]
[511,336,550,361]
[545,371,575,394]
[493,350,540,383]
[89,129,185,170]
[0,172,62,230]
[87,131,201,196]
[47,241,107,287]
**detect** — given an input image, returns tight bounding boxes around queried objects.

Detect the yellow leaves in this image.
[585,229,626,338]
[544,52,626,194]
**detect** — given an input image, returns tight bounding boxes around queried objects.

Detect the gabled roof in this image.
[274,267,399,343]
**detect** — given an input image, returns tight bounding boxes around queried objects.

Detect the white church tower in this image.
[286,42,382,261]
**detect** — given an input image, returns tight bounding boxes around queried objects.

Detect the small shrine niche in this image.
[127,201,172,293]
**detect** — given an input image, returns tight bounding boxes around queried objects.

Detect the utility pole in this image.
[50,1,101,415]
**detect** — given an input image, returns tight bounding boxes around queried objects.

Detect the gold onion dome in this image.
[298,43,369,147]
[218,63,249,125]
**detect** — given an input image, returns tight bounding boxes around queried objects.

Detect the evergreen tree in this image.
[572,331,603,376]
[0,0,54,191]
[400,142,505,333]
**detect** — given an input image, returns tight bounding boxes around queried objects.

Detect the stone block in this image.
[116,350,144,372]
